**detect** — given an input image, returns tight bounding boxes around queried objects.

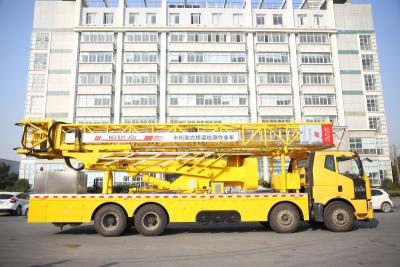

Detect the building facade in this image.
[20,0,392,186]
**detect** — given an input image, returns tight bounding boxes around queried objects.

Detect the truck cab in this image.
[287,151,373,231]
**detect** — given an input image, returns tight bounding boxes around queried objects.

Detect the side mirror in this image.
[363,158,373,163]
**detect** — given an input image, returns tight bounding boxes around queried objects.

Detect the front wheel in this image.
[134,204,168,236]
[269,203,300,233]
[324,201,354,232]
[94,204,127,237]
[381,202,392,213]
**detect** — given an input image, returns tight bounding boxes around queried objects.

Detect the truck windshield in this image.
[337,157,361,180]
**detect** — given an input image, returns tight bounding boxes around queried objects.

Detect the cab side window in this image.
[324,155,335,172]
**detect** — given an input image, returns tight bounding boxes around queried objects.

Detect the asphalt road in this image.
[0,198,399,267]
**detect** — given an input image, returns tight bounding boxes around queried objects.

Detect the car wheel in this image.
[324,201,354,232]
[13,206,22,216]
[94,204,127,237]
[381,202,392,213]
[268,203,300,233]
[134,204,168,236]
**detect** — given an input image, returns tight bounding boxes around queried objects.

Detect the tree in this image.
[0,162,18,190]
[12,179,31,192]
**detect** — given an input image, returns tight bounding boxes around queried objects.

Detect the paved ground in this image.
[0,198,399,267]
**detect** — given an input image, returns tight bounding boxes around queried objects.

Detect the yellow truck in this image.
[16,120,373,236]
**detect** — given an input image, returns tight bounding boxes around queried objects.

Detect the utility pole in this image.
[393,145,400,185]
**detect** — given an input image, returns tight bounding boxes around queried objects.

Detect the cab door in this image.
[312,153,340,205]
[335,155,366,201]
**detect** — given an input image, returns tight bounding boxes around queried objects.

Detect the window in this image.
[273,14,283,25]
[368,117,381,131]
[299,33,329,44]
[362,54,375,70]
[122,117,156,124]
[359,35,372,50]
[314,15,323,27]
[233,13,242,25]
[300,53,331,64]
[86,13,96,25]
[170,33,185,42]
[371,189,383,196]
[123,95,157,106]
[29,74,46,92]
[27,96,44,114]
[170,32,243,43]
[257,52,288,64]
[191,13,201,25]
[230,33,244,43]
[103,13,113,25]
[259,73,290,84]
[364,74,376,91]
[304,95,335,106]
[80,52,113,63]
[78,73,112,85]
[125,52,157,63]
[169,73,247,84]
[170,117,248,124]
[146,13,156,24]
[302,73,333,85]
[168,95,247,106]
[76,117,110,124]
[169,52,246,63]
[212,13,222,25]
[261,116,293,123]
[32,53,47,70]
[77,95,111,107]
[81,32,114,43]
[303,116,337,125]
[129,13,139,25]
[260,95,292,106]
[297,14,306,26]
[324,155,335,172]
[337,157,360,179]
[257,32,286,43]
[125,32,158,42]
[124,73,157,84]
[33,33,49,49]
[366,95,379,111]
[256,14,265,25]
[169,13,180,25]
[349,137,385,155]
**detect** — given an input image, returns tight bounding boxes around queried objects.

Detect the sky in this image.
[0,0,399,161]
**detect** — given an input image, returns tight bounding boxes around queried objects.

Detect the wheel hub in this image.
[277,210,293,226]
[142,212,160,230]
[101,213,119,230]
[332,209,349,226]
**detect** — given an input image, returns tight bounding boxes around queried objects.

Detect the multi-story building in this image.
[19,0,392,186]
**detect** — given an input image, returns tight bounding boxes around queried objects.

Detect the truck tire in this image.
[269,203,300,233]
[134,204,168,236]
[324,201,354,232]
[94,204,127,237]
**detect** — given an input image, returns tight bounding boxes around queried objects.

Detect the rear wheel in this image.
[94,204,127,237]
[134,204,168,236]
[324,201,354,232]
[269,203,300,233]
[381,202,392,213]
[13,206,22,216]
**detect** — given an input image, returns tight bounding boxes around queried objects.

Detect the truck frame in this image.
[17,120,373,236]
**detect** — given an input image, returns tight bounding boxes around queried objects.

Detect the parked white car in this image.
[371,188,393,213]
[0,192,29,216]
